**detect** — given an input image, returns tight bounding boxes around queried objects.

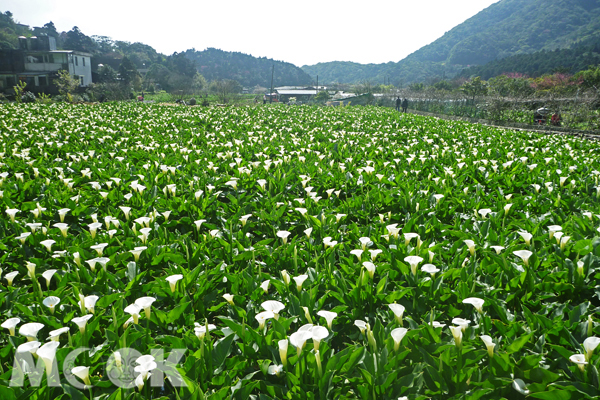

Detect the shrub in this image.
[36,93,52,104]
[21,91,36,103]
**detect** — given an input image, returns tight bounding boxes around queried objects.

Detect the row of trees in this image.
[386,66,600,130]
[85,65,242,104]
[91,56,244,103]
[402,66,600,100]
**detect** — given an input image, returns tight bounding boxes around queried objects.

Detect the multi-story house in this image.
[0,35,92,95]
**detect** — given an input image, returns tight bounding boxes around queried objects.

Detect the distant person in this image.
[536,107,549,124]
[551,113,561,126]
[395,96,401,111]
[402,98,408,113]
[534,111,545,125]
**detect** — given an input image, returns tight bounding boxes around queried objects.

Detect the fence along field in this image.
[0,102,599,400]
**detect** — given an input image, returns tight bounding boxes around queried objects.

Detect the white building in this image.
[0,36,92,94]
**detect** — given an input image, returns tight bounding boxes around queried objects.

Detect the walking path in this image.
[406,109,600,142]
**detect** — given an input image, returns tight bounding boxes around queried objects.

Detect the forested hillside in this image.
[183,48,312,88]
[459,34,600,79]
[301,61,394,86]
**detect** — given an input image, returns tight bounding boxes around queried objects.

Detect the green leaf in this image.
[551,381,599,397]
[528,390,572,400]
[465,388,493,400]
[0,387,16,400]
[62,384,86,400]
[506,333,532,354]
[528,368,560,385]
[167,301,191,324]
[376,274,388,295]
[568,302,588,326]
[211,334,235,369]
[156,334,186,349]
[533,334,546,355]
[151,251,187,266]
[106,388,123,400]
[590,365,600,389]
[358,368,373,386]
[572,239,592,256]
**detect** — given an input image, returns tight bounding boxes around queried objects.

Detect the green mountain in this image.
[183,48,312,88]
[301,61,395,85]
[458,34,600,79]
[303,0,600,84]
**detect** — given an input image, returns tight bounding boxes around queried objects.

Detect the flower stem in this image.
[456,347,463,394]
[429,276,434,301]
[470,256,477,294]
[413,284,419,314]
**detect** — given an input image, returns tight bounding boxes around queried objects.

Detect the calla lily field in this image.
[0,102,599,399]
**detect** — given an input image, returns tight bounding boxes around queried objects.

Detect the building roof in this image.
[275,86,323,91]
[48,50,93,57]
[19,49,93,57]
[276,89,317,95]
[332,91,357,99]
[1,71,57,76]
[275,86,308,90]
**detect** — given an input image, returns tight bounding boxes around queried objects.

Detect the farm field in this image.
[0,103,599,400]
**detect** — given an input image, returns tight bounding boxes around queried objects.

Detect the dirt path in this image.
[407,109,600,142]
[485,123,600,142]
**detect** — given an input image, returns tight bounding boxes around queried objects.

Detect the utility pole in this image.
[270,64,275,104]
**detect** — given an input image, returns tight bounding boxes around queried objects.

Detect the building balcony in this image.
[24,63,68,72]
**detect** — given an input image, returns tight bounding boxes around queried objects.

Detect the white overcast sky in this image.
[3,0,499,67]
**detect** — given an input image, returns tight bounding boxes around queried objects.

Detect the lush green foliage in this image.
[0,11,32,49]
[208,79,243,104]
[0,103,600,400]
[54,70,80,102]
